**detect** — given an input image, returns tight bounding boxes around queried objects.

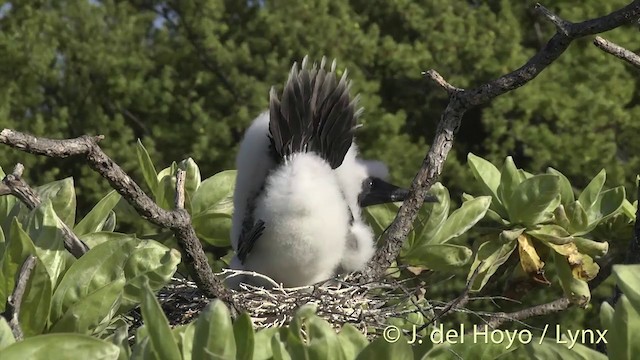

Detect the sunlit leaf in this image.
[19,257,52,336]
[467,153,507,217]
[233,313,254,360]
[0,334,120,359]
[577,169,606,212]
[430,196,490,244]
[547,167,575,205]
[402,243,472,271]
[24,199,67,286]
[507,174,559,226]
[192,300,236,359]
[553,251,590,306]
[337,324,368,360]
[140,281,181,360]
[469,237,518,291]
[74,190,121,237]
[136,139,159,197]
[191,170,236,216]
[0,317,15,350]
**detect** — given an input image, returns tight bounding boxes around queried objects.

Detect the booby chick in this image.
[228,57,360,288]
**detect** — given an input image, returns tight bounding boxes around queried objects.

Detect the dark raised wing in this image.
[268,56,362,169]
[237,220,266,263]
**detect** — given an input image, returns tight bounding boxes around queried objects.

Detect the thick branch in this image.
[0,164,90,258]
[594,36,640,68]
[364,0,640,279]
[0,129,234,305]
[4,255,37,340]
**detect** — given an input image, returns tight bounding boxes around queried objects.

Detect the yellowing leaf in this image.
[517,234,547,284]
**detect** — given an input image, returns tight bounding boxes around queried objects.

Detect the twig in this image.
[4,255,37,340]
[0,164,90,258]
[364,0,640,280]
[479,297,571,330]
[594,36,640,68]
[0,130,235,306]
[175,168,186,210]
[416,263,483,333]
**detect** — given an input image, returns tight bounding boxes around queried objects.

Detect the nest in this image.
[155,270,434,338]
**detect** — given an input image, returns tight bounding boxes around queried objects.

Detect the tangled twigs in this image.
[0,130,235,306]
[364,0,640,280]
[3,255,37,340]
[0,163,90,258]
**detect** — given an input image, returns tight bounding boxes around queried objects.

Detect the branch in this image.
[593,36,640,68]
[364,0,640,280]
[3,255,37,340]
[175,168,186,210]
[0,129,235,306]
[0,164,90,258]
[479,297,571,330]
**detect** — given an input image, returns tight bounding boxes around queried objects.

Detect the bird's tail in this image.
[268,56,362,169]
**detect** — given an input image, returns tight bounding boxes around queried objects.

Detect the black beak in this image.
[358,177,439,207]
[358,178,410,207]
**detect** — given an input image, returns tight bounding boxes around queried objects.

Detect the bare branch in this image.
[535,4,572,36]
[422,70,462,96]
[479,297,571,330]
[4,255,37,340]
[175,168,186,210]
[0,163,90,258]
[594,36,640,68]
[0,129,235,306]
[364,0,640,280]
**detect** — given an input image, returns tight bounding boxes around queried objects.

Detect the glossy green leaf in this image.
[0,334,120,360]
[578,169,606,211]
[193,300,236,359]
[588,186,625,224]
[573,237,608,258]
[612,265,640,312]
[497,156,521,205]
[337,324,368,360]
[102,211,117,232]
[156,165,177,210]
[547,167,575,205]
[35,177,76,227]
[19,257,52,336]
[233,313,254,360]
[173,323,195,360]
[50,277,124,334]
[469,237,518,291]
[191,170,236,216]
[307,315,346,360]
[355,336,413,360]
[527,225,573,245]
[108,322,131,360]
[1,219,37,311]
[253,328,279,360]
[507,174,560,226]
[430,196,490,244]
[74,190,122,236]
[136,139,159,197]
[605,295,640,360]
[0,317,14,350]
[467,153,507,217]
[24,199,67,286]
[119,240,181,313]
[80,232,132,249]
[50,236,137,322]
[364,202,399,237]
[564,201,590,235]
[413,183,450,243]
[141,281,182,360]
[402,243,472,270]
[553,251,590,306]
[192,212,232,247]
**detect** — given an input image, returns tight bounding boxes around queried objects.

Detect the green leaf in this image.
[600,301,614,331]
[173,323,195,360]
[19,257,53,336]
[516,338,606,359]
[578,169,606,212]
[307,315,346,360]
[612,265,640,312]
[573,237,608,258]
[497,156,521,206]
[588,186,625,224]
[24,199,67,286]
[413,183,450,242]
[547,167,575,205]
[140,280,182,360]
[74,190,122,237]
[469,237,518,291]
[467,153,507,217]
[553,251,590,306]
[337,324,368,360]
[564,201,590,235]
[364,202,400,237]
[424,333,517,359]
[430,196,490,244]
[50,236,136,322]
[0,314,15,350]
[402,243,472,270]
[156,165,177,210]
[192,212,232,247]
[107,322,131,360]
[35,177,76,227]
[507,174,560,226]
[102,211,117,232]
[253,328,279,360]
[355,336,413,360]
[191,170,236,216]
[193,300,236,360]
[50,277,124,334]
[233,313,254,360]
[1,219,37,311]
[0,334,120,359]
[527,225,573,245]
[604,295,640,360]
[119,241,181,313]
[270,332,292,360]
[136,139,159,197]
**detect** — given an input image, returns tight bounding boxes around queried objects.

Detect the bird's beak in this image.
[359,178,410,207]
[358,178,439,207]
